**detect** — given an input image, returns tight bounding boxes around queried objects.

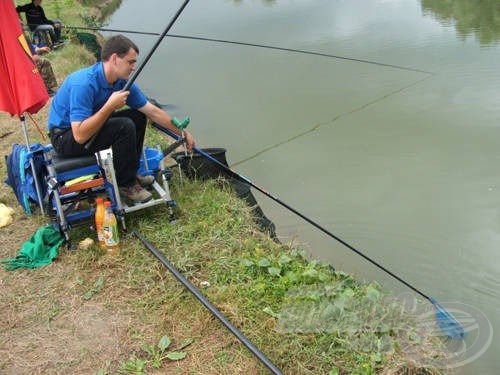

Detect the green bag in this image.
[76,32,101,60]
[1,225,64,271]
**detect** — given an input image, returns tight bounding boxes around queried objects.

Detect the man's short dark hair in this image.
[101,35,139,61]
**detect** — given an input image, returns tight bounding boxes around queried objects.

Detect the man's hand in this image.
[106,91,130,111]
[36,46,51,54]
[183,130,195,151]
[139,101,196,150]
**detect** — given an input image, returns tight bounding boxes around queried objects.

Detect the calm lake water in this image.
[107,1,499,372]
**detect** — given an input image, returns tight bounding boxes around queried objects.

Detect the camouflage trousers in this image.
[36,58,58,92]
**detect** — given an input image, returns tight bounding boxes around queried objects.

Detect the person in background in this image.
[31,45,58,97]
[22,22,58,97]
[47,35,196,204]
[32,33,47,49]
[16,0,62,46]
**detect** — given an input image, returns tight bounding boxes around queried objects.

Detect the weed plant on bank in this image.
[0,0,450,374]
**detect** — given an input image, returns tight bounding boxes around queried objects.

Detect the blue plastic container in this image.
[138,147,164,176]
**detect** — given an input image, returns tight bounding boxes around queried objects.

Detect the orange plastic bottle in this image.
[94,197,106,250]
[102,201,120,255]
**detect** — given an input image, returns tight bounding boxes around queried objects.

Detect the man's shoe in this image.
[52,40,66,49]
[119,183,153,204]
[136,174,155,187]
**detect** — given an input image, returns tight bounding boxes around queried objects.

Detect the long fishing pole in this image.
[84,0,191,150]
[152,123,464,339]
[133,230,284,375]
[167,34,433,75]
[63,25,432,75]
[63,25,159,36]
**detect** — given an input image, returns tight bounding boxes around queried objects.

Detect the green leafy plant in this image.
[142,335,188,368]
[121,357,146,374]
[83,276,104,300]
[121,336,191,374]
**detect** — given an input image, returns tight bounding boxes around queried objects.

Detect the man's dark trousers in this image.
[50,109,147,187]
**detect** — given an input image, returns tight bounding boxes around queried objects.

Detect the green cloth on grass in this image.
[1,225,64,271]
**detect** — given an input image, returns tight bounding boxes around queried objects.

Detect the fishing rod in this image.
[63,25,158,36]
[63,25,432,75]
[27,23,159,36]
[152,122,464,339]
[84,0,191,150]
[133,230,284,375]
[168,34,433,75]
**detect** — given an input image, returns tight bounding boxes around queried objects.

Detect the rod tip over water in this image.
[430,297,465,339]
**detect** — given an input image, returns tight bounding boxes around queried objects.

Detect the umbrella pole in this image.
[21,113,45,215]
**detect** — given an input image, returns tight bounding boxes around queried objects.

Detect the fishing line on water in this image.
[232,73,433,167]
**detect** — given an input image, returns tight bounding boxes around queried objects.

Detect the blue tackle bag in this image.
[4,143,47,215]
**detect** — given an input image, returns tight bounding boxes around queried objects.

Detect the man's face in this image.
[113,48,137,80]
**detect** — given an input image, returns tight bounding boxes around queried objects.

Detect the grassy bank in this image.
[0,1,450,374]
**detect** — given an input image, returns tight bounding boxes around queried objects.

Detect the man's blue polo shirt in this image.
[48,62,147,130]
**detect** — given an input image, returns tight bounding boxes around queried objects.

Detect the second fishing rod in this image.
[62,25,432,75]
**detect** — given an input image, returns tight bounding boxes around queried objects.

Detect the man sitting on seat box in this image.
[47,35,195,204]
